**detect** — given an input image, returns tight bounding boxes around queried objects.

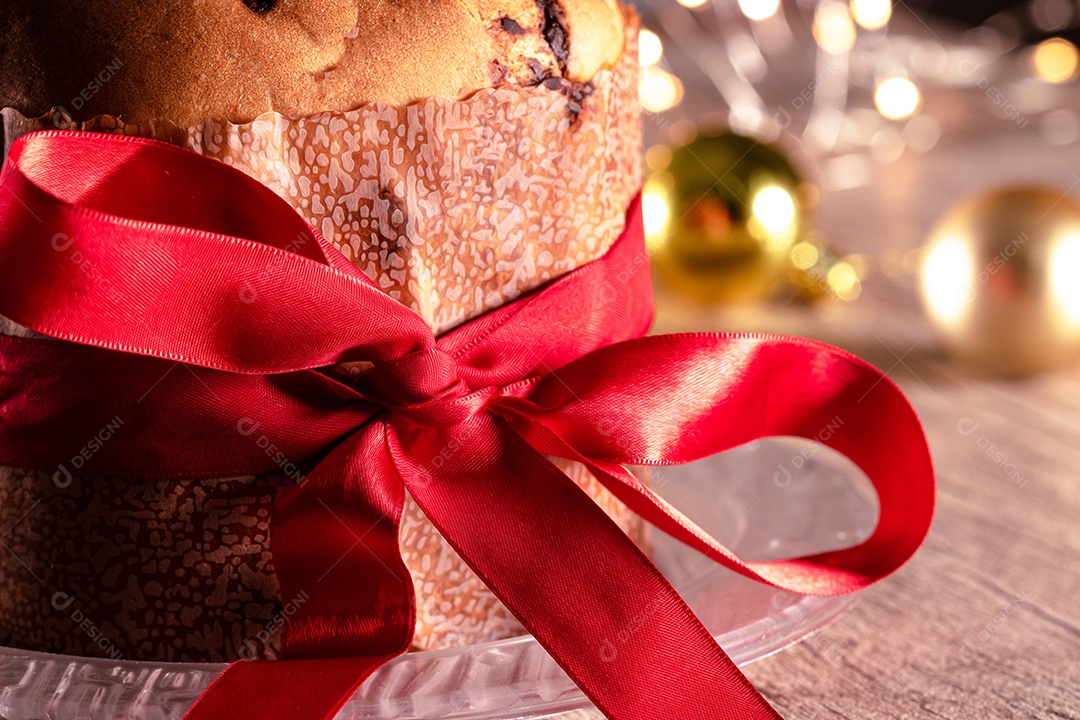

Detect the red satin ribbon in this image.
[0,130,934,720]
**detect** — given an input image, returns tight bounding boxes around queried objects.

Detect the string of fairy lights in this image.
[634,0,1080,310]
[638,0,1080,122]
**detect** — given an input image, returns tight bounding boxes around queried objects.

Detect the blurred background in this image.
[634,0,1080,379]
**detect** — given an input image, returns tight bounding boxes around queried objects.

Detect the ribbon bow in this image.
[0,131,934,720]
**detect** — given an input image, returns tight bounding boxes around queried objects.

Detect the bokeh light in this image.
[642,192,671,242]
[639,67,684,113]
[642,174,673,251]
[827,261,862,301]
[676,0,709,10]
[874,76,921,120]
[921,235,974,327]
[639,29,664,67]
[851,0,891,30]
[813,2,857,55]
[1030,0,1074,33]
[751,186,797,248]
[645,144,673,172]
[1050,233,1080,327]
[1032,37,1080,84]
[790,241,820,271]
[738,0,781,21]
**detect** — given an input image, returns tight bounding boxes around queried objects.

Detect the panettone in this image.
[0,0,644,661]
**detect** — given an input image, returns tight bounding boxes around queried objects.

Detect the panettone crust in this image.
[0,0,623,125]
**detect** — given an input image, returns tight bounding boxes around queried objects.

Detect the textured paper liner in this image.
[0,17,643,660]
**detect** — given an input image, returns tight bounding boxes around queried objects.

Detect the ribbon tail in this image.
[181,657,389,720]
[497,333,936,597]
[387,413,782,720]
[272,420,416,659]
[184,420,415,720]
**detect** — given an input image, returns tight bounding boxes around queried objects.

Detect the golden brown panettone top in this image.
[0,0,624,125]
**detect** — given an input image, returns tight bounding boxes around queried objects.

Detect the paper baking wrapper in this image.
[0,17,644,661]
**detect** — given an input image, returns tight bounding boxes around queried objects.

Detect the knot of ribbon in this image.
[0,130,934,720]
[356,346,492,427]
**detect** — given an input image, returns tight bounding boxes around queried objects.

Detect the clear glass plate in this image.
[0,438,877,720]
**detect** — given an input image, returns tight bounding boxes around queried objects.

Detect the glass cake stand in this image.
[0,438,877,720]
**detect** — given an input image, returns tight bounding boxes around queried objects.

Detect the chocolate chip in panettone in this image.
[500,17,529,35]
[526,57,552,82]
[243,0,277,13]
[537,0,570,73]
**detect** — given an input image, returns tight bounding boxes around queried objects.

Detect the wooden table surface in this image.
[568,113,1080,717]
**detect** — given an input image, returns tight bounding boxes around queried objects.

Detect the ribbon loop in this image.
[0,130,434,374]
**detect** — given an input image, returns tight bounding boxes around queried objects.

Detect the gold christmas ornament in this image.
[649,132,811,303]
[919,186,1080,376]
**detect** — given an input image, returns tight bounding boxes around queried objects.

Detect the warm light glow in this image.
[842,253,869,277]
[1050,233,1080,327]
[738,0,781,21]
[1032,38,1080,84]
[645,144,673,172]
[874,76,921,120]
[677,0,709,9]
[752,186,797,239]
[921,235,975,326]
[851,0,891,30]
[813,2,856,55]
[639,29,664,67]
[791,241,820,271]
[639,67,684,113]
[642,188,671,250]
[827,262,862,301]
